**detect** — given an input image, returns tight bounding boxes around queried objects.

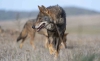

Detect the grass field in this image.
[0,15,100,61]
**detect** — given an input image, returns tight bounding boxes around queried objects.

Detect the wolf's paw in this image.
[54,51,58,60]
[49,49,54,55]
[48,44,55,55]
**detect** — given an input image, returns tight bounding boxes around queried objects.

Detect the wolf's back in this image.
[17,19,36,42]
[47,5,66,32]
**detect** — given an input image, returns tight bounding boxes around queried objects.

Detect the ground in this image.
[0,15,100,61]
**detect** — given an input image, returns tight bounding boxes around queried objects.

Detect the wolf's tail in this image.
[17,27,28,42]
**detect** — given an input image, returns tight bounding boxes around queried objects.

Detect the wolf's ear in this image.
[41,5,46,10]
[38,5,44,13]
[44,9,50,16]
[41,5,50,16]
[38,5,49,15]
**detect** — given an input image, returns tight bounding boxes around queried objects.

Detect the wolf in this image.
[32,5,67,58]
[17,19,67,50]
[17,19,48,49]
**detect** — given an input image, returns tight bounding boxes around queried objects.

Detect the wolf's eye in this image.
[45,17,47,20]
[44,16,49,21]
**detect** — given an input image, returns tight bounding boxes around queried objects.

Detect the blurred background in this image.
[0,0,100,61]
[0,0,100,20]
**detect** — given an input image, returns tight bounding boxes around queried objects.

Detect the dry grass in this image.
[0,15,100,61]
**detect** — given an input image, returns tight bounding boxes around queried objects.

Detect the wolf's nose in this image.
[32,25,35,29]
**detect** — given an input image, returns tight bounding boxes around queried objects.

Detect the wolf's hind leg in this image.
[19,37,26,48]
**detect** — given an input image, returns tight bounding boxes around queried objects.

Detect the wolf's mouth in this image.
[36,23,45,32]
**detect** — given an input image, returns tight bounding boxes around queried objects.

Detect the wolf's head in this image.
[32,5,55,32]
